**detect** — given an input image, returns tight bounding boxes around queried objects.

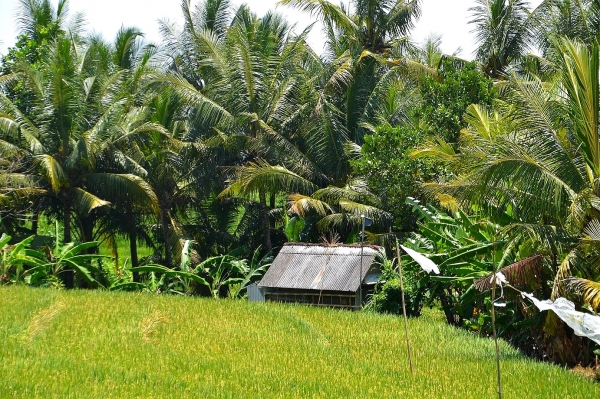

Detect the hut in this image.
[255,243,383,309]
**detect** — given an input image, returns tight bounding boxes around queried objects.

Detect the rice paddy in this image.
[0,285,597,398]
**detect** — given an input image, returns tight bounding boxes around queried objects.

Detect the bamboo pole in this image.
[491,239,502,399]
[396,238,413,376]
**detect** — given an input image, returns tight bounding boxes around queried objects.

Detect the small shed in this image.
[246,282,265,302]
[256,243,382,309]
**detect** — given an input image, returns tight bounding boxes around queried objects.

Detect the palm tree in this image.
[0,0,71,235]
[469,0,533,78]
[533,0,600,55]
[132,92,206,268]
[279,0,421,53]
[413,36,600,309]
[161,1,320,252]
[281,0,424,143]
[159,1,396,250]
[0,33,157,246]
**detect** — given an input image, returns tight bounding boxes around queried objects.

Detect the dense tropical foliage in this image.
[2,0,600,368]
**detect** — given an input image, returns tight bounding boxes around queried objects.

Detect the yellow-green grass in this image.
[0,286,597,398]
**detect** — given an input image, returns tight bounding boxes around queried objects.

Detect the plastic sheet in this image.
[522,293,600,345]
[400,245,440,274]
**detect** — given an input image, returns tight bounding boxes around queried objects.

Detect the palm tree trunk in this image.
[161,206,172,268]
[269,192,276,228]
[259,190,271,253]
[81,216,94,244]
[62,200,74,288]
[31,211,39,234]
[126,203,140,281]
[63,201,71,243]
[129,228,139,281]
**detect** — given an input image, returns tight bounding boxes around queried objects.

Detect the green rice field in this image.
[0,286,597,398]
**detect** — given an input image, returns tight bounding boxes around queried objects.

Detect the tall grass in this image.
[0,286,597,398]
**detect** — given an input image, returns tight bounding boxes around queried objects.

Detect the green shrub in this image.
[368,261,424,317]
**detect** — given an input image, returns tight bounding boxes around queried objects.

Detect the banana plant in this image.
[0,234,45,284]
[128,242,272,298]
[24,241,108,288]
[402,197,509,326]
[129,240,209,295]
[228,247,272,299]
[104,259,149,292]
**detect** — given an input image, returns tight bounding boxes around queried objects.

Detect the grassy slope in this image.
[0,286,597,398]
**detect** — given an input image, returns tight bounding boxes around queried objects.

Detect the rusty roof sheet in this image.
[258,243,380,292]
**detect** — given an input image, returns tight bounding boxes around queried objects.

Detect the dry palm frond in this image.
[474,254,543,292]
[569,278,600,310]
[320,231,341,246]
[552,250,576,299]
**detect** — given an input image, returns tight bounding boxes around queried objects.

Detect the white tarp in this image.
[400,245,440,274]
[522,293,600,345]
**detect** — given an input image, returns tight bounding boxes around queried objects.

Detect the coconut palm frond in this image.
[73,188,110,216]
[0,116,20,140]
[220,160,318,200]
[149,72,233,127]
[316,212,359,233]
[567,189,599,231]
[247,119,325,182]
[33,154,68,194]
[278,0,358,34]
[85,173,159,215]
[0,72,21,88]
[80,98,128,153]
[288,194,333,217]
[0,96,44,154]
[569,278,600,310]
[0,139,24,158]
[554,37,600,173]
[503,222,573,255]
[583,218,600,241]
[463,104,508,140]
[387,55,439,80]
[338,199,392,226]
[194,27,228,73]
[410,137,457,162]
[312,183,378,206]
[552,249,577,300]
[322,53,354,95]
[112,122,173,146]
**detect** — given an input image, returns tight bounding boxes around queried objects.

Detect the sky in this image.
[0,0,544,60]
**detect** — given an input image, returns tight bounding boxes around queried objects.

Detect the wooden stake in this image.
[396,238,413,376]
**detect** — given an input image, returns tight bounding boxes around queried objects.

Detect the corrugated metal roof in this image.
[258,243,380,292]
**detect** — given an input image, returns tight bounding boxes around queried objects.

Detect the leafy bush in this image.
[352,125,437,233]
[369,276,423,317]
[417,58,496,144]
[367,256,424,317]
